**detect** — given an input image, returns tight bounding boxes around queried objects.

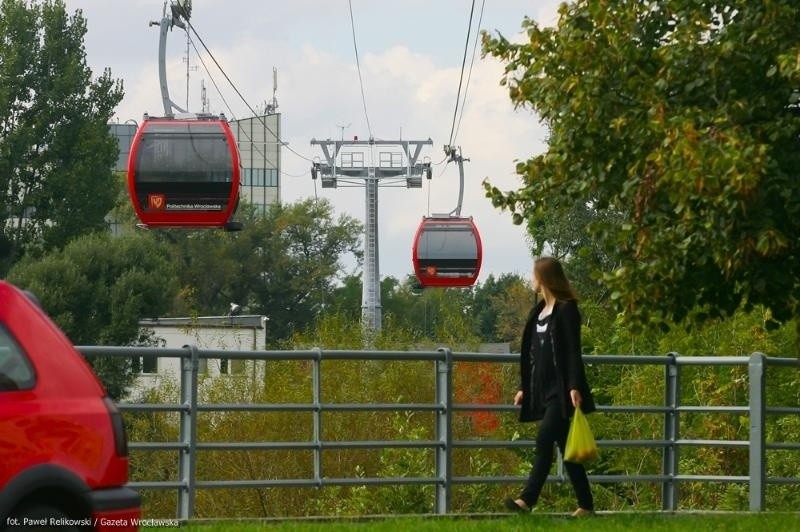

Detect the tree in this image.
[471,273,529,342]
[483,277,535,352]
[327,273,363,321]
[324,274,414,325]
[330,273,537,347]
[523,200,622,303]
[0,1,124,273]
[7,232,178,398]
[161,199,363,345]
[483,1,800,328]
[378,276,478,345]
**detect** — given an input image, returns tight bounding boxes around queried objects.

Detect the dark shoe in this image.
[503,497,530,513]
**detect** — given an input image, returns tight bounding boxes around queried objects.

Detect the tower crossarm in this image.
[309,138,432,184]
[308,136,433,334]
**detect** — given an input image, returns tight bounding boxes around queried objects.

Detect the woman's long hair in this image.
[534,257,578,302]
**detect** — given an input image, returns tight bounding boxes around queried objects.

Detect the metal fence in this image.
[78,346,800,519]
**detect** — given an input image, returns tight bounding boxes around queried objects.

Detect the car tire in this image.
[11,502,86,532]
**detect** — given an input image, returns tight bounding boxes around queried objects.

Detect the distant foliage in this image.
[125,305,799,517]
[483,1,800,329]
[144,199,363,346]
[0,0,123,274]
[8,232,177,398]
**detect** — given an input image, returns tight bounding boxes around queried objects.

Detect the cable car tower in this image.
[311,137,433,331]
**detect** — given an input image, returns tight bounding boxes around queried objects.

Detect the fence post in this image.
[435,347,453,515]
[662,352,680,511]
[312,347,323,487]
[749,352,766,511]
[178,345,199,520]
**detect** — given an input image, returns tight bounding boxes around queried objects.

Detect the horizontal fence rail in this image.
[77,346,800,519]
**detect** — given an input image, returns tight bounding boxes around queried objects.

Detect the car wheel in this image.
[11,503,85,532]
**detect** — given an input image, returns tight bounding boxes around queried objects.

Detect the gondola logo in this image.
[148,194,166,210]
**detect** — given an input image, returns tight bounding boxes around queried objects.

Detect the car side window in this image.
[0,323,35,391]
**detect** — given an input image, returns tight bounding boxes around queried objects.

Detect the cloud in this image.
[76,0,557,283]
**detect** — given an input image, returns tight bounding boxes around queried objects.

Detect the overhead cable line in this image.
[447,0,476,148]
[189,31,305,177]
[189,31,303,179]
[175,4,314,163]
[282,168,309,178]
[348,0,373,139]
[432,153,449,166]
[452,0,485,146]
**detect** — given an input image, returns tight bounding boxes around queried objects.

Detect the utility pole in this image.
[310,137,433,332]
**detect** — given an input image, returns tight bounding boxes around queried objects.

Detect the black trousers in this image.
[519,400,594,510]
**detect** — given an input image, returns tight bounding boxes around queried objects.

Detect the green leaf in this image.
[482,2,800,327]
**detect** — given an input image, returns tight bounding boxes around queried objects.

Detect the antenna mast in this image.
[266,67,279,115]
[200,79,209,113]
[183,30,198,110]
[336,123,351,141]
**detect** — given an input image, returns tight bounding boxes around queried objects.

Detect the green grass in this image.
[149,512,800,532]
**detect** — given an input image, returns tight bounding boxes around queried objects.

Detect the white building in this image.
[132,315,267,394]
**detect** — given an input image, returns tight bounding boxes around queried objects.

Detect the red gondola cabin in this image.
[412,216,482,288]
[127,116,240,228]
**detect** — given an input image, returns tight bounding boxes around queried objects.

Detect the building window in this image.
[242,168,278,187]
[220,358,246,375]
[109,123,138,173]
[132,354,158,374]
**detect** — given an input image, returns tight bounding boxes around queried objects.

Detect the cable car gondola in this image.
[412,216,482,288]
[127,115,240,228]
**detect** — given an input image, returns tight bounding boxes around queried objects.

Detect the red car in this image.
[0,281,140,531]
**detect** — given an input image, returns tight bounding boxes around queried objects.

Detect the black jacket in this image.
[518,299,595,422]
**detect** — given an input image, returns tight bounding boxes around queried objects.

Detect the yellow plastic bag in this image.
[564,406,599,464]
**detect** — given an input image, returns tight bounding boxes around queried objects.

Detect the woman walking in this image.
[504,257,595,517]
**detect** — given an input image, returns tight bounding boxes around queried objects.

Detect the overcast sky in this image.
[64,0,562,284]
